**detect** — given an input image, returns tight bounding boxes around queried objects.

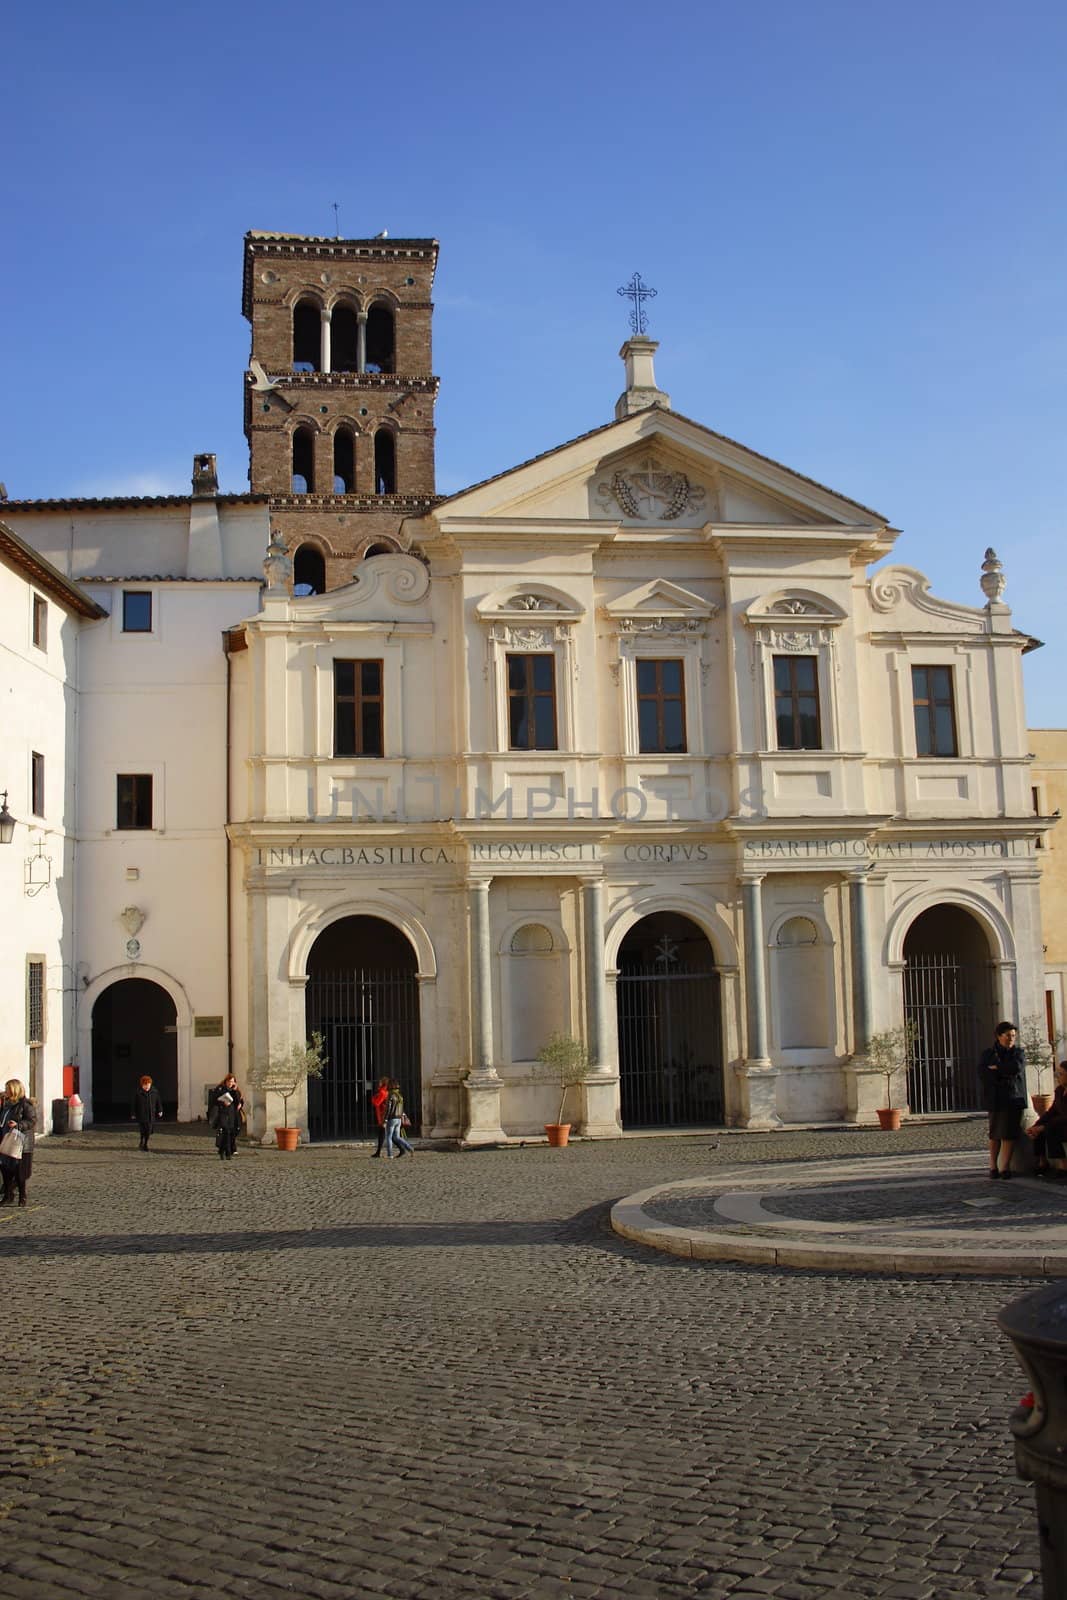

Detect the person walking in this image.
[131,1074,163,1149]
[208,1073,245,1158]
[1026,1059,1067,1180]
[0,1079,37,1208]
[210,1091,240,1160]
[978,1020,1027,1180]
[382,1080,414,1159]
[370,1076,390,1156]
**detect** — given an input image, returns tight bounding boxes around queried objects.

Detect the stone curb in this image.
[610,1178,1067,1278]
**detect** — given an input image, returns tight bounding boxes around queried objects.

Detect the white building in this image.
[2,238,1052,1140]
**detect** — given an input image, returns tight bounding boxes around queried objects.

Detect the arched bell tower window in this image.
[292,300,321,372]
[364,544,393,558]
[293,545,326,596]
[291,426,315,493]
[332,305,359,373]
[333,428,355,493]
[374,429,396,495]
[365,303,395,374]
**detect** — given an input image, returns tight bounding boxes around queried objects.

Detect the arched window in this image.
[510,924,554,954]
[292,300,321,372]
[776,916,818,947]
[366,303,395,373]
[333,428,355,493]
[293,545,326,596]
[291,427,315,494]
[364,544,393,558]
[374,429,396,495]
[332,305,359,373]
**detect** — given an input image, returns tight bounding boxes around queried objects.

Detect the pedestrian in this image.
[370,1075,389,1156]
[382,1079,415,1159]
[131,1074,163,1149]
[1026,1059,1067,1180]
[209,1091,240,1160]
[978,1020,1027,1180]
[208,1073,245,1158]
[0,1079,37,1208]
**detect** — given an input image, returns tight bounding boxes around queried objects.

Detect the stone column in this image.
[580,878,621,1138]
[737,873,779,1128]
[320,307,332,375]
[462,879,505,1146]
[844,869,883,1124]
[357,312,368,374]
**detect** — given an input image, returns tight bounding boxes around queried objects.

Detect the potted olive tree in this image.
[1018,1014,1064,1114]
[535,1033,589,1147]
[865,1023,916,1130]
[247,1032,327,1150]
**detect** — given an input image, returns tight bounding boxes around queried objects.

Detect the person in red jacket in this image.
[370,1077,390,1157]
[1026,1059,1067,1180]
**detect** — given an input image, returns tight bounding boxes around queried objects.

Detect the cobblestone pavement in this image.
[621,1150,1067,1272]
[0,1118,1048,1599]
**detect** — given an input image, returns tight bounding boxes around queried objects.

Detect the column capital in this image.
[738,870,766,887]
[465,875,493,892]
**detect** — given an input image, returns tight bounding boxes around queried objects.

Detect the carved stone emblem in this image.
[768,598,819,617]
[120,906,146,937]
[511,593,555,611]
[596,456,706,522]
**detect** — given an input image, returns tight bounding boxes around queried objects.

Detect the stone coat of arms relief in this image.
[596,455,710,522]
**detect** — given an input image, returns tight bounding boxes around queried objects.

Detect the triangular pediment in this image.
[431,408,887,534]
[604,579,715,619]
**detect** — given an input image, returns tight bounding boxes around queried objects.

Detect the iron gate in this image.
[903,955,993,1114]
[305,967,420,1140]
[616,962,723,1127]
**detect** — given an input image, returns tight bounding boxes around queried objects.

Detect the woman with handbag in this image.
[0,1078,37,1207]
[382,1080,415,1159]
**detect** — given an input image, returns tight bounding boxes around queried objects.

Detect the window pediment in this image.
[603,579,718,639]
[476,585,584,623]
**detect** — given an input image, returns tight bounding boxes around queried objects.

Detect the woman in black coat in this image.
[131,1075,163,1150]
[977,1021,1027,1180]
[0,1079,37,1206]
[1026,1059,1067,1180]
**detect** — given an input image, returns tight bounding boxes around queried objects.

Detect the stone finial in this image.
[980,547,1006,604]
[192,452,219,497]
[263,532,293,592]
[615,337,671,420]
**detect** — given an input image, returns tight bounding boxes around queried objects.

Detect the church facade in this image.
[1,231,1054,1139]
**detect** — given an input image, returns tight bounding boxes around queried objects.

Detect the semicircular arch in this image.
[605,893,739,970]
[884,887,1014,968]
[286,895,437,982]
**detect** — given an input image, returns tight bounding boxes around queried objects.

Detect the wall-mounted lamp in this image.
[0,791,15,845]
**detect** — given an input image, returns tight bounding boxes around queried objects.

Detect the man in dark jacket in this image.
[978,1021,1027,1179]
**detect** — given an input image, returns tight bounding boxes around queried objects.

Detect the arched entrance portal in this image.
[91,979,177,1121]
[903,905,995,1113]
[616,912,723,1127]
[305,916,420,1140]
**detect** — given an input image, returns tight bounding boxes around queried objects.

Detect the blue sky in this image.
[5,0,1064,722]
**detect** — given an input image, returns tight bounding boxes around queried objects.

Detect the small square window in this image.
[116,774,153,830]
[32,595,47,650]
[31,752,45,818]
[122,591,153,633]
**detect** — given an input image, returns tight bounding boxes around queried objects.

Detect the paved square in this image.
[1,1121,1046,1597]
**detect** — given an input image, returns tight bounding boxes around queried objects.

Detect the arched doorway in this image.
[616,912,723,1127]
[91,979,177,1122]
[903,905,995,1113]
[304,916,420,1140]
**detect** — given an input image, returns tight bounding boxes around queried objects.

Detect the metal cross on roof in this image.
[617,271,658,335]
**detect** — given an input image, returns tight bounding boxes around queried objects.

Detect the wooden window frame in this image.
[334,660,385,757]
[911,665,958,757]
[635,657,687,754]
[506,652,559,751]
[30,751,45,817]
[116,774,154,830]
[32,594,47,651]
[773,655,822,751]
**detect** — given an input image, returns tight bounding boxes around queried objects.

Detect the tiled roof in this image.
[433,406,888,523]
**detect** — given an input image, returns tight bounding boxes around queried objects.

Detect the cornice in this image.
[247,370,439,393]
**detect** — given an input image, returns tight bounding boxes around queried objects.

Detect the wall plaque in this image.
[194,1016,225,1038]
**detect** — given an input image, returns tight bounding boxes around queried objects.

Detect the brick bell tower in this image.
[242,230,439,590]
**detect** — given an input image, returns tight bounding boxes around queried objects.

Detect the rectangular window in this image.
[27,960,45,1046]
[912,665,958,757]
[636,658,687,753]
[116,774,154,830]
[31,751,45,817]
[1033,786,1045,849]
[32,594,47,650]
[773,656,821,750]
[334,660,384,756]
[122,590,153,633]
[507,653,558,750]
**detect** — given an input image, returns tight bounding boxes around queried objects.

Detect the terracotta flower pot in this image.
[1031,1094,1054,1116]
[876,1108,903,1131]
[274,1126,300,1151]
[544,1123,571,1148]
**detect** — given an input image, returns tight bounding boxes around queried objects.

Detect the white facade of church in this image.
[1,295,1052,1140]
